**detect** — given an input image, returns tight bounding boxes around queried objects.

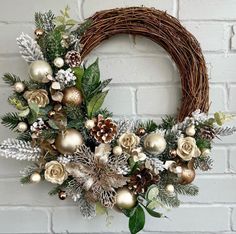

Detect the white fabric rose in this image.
[177,137,201,161]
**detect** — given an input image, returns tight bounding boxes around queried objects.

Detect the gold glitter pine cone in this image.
[90,115,117,143]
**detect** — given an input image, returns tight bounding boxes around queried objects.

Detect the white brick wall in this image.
[0,0,236,233]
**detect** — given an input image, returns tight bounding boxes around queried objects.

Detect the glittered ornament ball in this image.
[14,82,25,93]
[115,187,137,209]
[29,60,53,83]
[85,119,95,130]
[55,128,84,154]
[144,133,167,155]
[53,57,64,68]
[17,122,28,132]
[30,172,41,183]
[62,87,83,106]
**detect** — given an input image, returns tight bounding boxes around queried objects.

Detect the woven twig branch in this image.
[79,7,209,121]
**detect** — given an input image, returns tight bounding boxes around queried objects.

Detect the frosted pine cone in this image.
[65,50,81,67]
[200,126,216,140]
[90,115,117,143]
[128,166,159,194]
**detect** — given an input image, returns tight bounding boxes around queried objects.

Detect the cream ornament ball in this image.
[14,82,25,93]
[55,128,84,155]
[17,122,28,132]
[29,60,53,83]
[53,57,64,68]
[30,172,41,183]
[115,187,137,209]
[165,184,175,194]
[185,125,196,136]
[112,146,123,156]
[144,133,167,155]
[85,119,95,130]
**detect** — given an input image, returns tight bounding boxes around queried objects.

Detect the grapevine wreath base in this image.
[0,7,236,234]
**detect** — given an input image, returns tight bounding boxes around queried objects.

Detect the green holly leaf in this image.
[87,91,108,118]
[18,108,30,117]
[129,205,145,234]
[144,205,164,218]
[73,67,84,90]
[28,102,39,124]
[146,200,160,210]
[82,58,101,99]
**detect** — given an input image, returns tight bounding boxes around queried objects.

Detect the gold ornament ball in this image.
[165,184,175,193]
[85,119,95,130]
[17,122,28,132]
[30,172,41,183]
[144,133,167,155]
[115,187,137,209]
[178,166,196,185]
[55,128,84,154]
[185,125,196,136]
[34,28,44,37]
[113,146,123,156]
[14,82,25,93]
[62,87,83,106]
[58,191,67,200]
[53,57,64,68]
[136,127,146,136]
[29,60,53,83]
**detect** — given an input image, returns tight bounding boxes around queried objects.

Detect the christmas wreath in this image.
[0,7,235,234]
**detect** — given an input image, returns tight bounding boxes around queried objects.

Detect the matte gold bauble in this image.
[185,125,196,136]
[34,28,44,37]
[53,57,64,68]
[112,146,123,156]
[144,133,167,155]
[115,187,137,209]
[178,166,196,185]
[29,60,53,83]
[17,122,28,132]
[58,190,67,200]
[55,128,84,154]
[30,172,41,183]
[14,82,25,93]
[62,87,83,106]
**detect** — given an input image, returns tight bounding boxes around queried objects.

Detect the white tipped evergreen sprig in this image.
[0,139,41,161]
[16,33,44,63]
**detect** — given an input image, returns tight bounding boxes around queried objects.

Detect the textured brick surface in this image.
[179,0,236,20]
[0,0,236,233]
[0,208,49,233]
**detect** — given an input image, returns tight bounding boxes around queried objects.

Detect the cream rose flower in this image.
[44,161,68,184]
[177,137,201,161]
[118,132,140,151]
[24,89,49,107]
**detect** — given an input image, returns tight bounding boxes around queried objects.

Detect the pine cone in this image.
[128,166,159,194]
[65,50,81,67]
[90,115,117,143]
[200,126,216,140]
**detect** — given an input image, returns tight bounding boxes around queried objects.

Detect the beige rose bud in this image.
[118,132,140,151]
[24,89,49,108]
[177,137,201,161]
[44,161,68,184]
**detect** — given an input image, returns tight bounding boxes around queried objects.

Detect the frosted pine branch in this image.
[214,126,236,136]
[16,33,44,63]
[0,139,41,161]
